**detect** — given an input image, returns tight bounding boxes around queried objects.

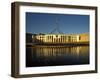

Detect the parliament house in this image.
[26,33,89,45]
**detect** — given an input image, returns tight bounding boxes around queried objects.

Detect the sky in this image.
[26,12,89,34]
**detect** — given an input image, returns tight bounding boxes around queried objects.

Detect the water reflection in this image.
[26,46,89,67]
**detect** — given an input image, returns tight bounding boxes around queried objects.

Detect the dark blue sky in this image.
[26,12,89,34]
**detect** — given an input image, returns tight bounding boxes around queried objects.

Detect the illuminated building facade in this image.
[32,33,89,44]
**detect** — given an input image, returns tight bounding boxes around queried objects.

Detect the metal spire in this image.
[50,17,63,34]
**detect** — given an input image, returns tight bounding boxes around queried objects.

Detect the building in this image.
[26,25,89,45]
[32,33,89,44]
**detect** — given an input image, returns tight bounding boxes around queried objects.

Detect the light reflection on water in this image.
[26,46,89,67]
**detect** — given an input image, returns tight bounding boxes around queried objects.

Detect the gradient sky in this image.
[26,12,89,34]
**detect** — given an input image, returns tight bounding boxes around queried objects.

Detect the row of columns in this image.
[34,35,80,43]
[45,35,78,43]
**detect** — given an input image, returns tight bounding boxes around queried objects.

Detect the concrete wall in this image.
[79,33,89,42]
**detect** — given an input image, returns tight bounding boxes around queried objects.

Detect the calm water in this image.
[26,46,89,67]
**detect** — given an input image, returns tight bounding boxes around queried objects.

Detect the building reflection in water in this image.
[26,46,89,67]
